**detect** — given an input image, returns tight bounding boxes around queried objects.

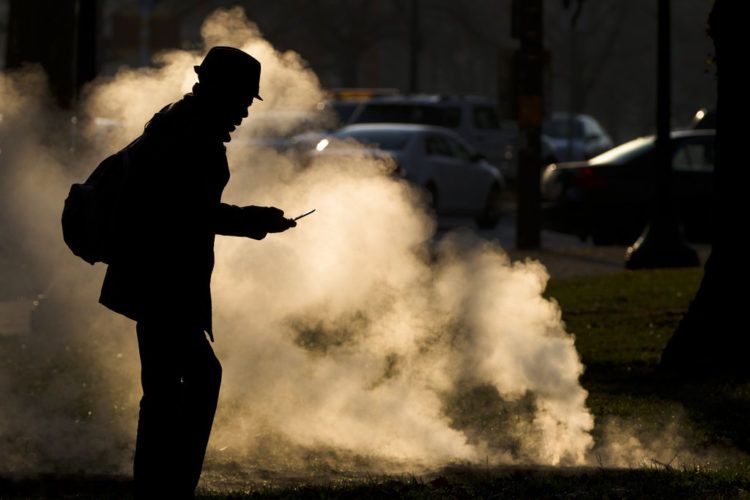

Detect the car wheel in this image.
[476,183,503,229]
[425,183,439,214]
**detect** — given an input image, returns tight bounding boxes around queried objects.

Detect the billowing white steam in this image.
[1,7,595,480]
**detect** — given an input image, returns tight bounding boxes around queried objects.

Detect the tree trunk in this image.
[5,0,97,108]
[659,0,744,374]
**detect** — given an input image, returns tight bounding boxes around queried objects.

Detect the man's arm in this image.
[213,203,296,239]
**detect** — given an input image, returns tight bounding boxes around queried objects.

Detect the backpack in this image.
[61,143,135,265]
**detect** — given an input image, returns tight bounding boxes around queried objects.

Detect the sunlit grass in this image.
[5,267,750,498]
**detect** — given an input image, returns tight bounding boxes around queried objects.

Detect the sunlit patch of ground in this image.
[3,465,750,499]
[4,268,750,498]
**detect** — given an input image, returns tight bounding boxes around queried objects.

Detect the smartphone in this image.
[293,209,316,221]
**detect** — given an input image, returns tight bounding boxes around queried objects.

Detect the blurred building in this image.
[0,0,8,68]
[2,0,716,144]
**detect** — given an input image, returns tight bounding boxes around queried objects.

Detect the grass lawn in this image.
[547,268,750,456]
[3,267,750,498]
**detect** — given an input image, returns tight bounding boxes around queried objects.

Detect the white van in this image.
[346,95,517,178]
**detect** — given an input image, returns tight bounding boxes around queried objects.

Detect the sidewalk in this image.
[506,244,711,280]
[441,215,711,280]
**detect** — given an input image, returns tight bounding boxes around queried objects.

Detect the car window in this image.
[330,101,361,124]
[356,104,461,128]
[473,106,500,129]
[673,142,714,172]
[444,135,473,162]
[425,135,453,157]
[543,117,584,139]
[334,129,410,150]
[588,119,605,137]
[580,118,594,137]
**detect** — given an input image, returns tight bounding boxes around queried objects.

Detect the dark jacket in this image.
[100,94,273,337]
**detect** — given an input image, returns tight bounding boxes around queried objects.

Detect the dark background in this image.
[0,0,715,145]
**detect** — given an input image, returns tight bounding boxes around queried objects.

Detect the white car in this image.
[315,123,506,228]
[346,95,516,178]
[543,113,613,162]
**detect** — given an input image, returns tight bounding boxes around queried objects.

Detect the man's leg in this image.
[133,319,222,498]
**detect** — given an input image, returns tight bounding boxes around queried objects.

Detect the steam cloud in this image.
[2,7,713,487]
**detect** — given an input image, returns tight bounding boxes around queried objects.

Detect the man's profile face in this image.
[209,92,255,136]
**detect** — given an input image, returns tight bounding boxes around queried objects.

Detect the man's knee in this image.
[197,344,222,395]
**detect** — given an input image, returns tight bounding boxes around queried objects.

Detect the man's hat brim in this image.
[193,46,263,101]
[194,65,263,101]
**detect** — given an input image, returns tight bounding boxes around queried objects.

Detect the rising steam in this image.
[0,7,606,484]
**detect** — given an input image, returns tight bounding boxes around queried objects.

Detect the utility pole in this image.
[512,0,544,249]
[5,0,98,108]
[624,0,699,269]
[408,0,420,94]
[139,0,154,67]
[565,1,585,162]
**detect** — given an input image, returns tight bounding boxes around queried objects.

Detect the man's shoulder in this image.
[143,98,188,136]
[142,96,222,150]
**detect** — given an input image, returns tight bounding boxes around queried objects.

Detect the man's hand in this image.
[259,207,296,233]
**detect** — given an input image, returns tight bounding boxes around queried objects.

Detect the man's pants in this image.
[134,319,222,498]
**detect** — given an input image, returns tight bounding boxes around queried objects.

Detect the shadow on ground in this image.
[2,465,750,499]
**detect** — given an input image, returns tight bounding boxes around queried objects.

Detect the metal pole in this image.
[408,0,420,93]
[139,0,153,67]
[514,0,544,249]
[655,0,671,197]
[566,23,576,161]
[624,0,699,269]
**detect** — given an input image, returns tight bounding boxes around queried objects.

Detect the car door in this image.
[423,133,464,212]
[468,104,507,167]
[442,133,493,213]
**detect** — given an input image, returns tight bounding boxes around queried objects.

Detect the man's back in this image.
[100,95,230,332]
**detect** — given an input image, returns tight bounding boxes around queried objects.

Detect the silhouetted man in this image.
[99,47,295,498]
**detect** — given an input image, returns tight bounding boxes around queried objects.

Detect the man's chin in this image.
[220,125,236,142]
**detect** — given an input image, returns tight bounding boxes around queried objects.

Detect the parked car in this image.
[541,129,714,244]
[543,112,614,162]
[314,123,506,228]
[344,95,518,179]
[320,87,401,126]
[688,107,716,130]
[233,110,337,152]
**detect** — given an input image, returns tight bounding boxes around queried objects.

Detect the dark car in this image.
[541,129,714,245]
[688,107,716,130]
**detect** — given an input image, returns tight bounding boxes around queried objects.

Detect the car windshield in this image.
[330,101,360,124]
[356,104,461,128]
[334,129,411,151]
[544,118,584,139]
[473,106,500,129]
[589,136,654,165]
